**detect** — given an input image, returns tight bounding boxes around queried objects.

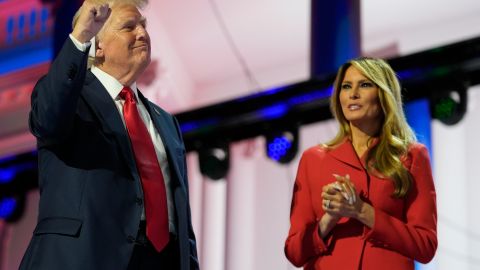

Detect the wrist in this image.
[356,202,375,228]
[324,212,340,223]
[318,213,339,238]
[71,29,93,44]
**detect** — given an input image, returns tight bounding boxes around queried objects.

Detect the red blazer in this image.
[285,139,437,270]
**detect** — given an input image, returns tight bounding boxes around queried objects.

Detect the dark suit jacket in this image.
[285,139,437,270]
[19,39,199,270]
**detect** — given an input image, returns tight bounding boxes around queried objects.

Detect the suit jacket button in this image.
[127,235,135,243]
[135,197,143,205]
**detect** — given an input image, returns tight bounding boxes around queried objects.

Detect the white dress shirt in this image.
[69,34,176,233]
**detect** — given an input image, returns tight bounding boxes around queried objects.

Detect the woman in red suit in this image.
[285,57,437,270]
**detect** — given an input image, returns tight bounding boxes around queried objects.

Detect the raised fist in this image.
[71,1,111,43]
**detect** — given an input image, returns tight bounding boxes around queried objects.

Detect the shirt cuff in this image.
[69,34,91,52]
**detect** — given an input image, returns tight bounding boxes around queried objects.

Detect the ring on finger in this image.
[325,199,331,209]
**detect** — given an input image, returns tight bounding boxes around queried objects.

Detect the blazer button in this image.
[127,235,135,243]
[135,197,143,206]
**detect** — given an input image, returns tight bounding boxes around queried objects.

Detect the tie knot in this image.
[120,87,136,102]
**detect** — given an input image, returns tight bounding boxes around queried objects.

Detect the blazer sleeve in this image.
[364,144,438,263]
[284,151,329,267]
[29,38,89,145]
[172,116,200,270]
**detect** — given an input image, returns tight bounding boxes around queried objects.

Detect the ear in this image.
[96,40,105,58]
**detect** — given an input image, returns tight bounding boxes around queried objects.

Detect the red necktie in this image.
[120,87,169,252]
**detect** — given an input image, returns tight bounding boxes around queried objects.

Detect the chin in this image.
[344,114,364,122]
[138,56,151,68]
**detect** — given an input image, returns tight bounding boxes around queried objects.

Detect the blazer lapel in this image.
[82,72,139,179]
[138,91,188,196]
[328,139,364,170]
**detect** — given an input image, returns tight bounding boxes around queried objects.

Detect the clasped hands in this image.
[321,174,364,220]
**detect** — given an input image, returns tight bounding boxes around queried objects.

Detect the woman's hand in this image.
[322,174,375,228]
[317,181,343,238]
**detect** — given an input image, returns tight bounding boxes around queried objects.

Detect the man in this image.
[19,1,199,269]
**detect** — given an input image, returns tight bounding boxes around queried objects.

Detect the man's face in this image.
[96,4,151,77]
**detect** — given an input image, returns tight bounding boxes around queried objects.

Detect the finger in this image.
[332,181,343,191]
[341,182,353,204]
[335,181,351,202]
[331,178,349,201]
[341,174,356,204]
[332,173,344,181]
[96,4,111,21]
[87,5,97,18]
[322,202,331,211]
[349,183,357,203]
[322,199,336,211]
[321,192,337,201]
[323,184,335,193]
[324,184,340,195]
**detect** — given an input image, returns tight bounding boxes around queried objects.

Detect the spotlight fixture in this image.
[0,195,25,223]
[431,84,468,125]
[266,128,299,164]
[0,151,38,223]
[0,197,17,219]
[198,142,230,180]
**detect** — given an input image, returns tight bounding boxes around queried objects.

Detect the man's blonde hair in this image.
[71,0,149,67]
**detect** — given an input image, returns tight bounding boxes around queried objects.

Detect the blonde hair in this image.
[71,0,149,67]
[327,57,416,198]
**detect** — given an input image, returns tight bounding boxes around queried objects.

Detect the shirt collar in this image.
[91,66,139,101]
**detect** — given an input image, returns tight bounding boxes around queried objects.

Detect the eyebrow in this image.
[342,79,373,84]
[120,16,147,26]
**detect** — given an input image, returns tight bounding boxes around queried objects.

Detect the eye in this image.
[361,82,374,88]
[341,84,351,90]
[122,23,135,31]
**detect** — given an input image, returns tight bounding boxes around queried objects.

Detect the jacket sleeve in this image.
[29,38,89,145]
[284,151,330,267]
[172,116,200,270]
[364,144,438,263]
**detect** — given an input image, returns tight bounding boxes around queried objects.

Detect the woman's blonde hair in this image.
[71,0,149,67]
[327,57,416,198]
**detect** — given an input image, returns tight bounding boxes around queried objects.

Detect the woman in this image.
[284,57,437,270]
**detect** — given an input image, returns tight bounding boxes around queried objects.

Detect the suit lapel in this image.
[82,72,139,180]
[138,91,188,196]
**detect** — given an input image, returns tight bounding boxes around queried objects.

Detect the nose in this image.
[350,86,360,99]
[137,25,149,40]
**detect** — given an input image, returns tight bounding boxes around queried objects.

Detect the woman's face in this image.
[339,66,382,129]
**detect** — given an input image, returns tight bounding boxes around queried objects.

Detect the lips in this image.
[348,104,362,110]
[133,44,148,49]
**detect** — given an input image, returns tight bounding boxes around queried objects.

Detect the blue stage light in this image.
[267,137,292,161]
[0,198,17,220]
[0,168,16,184]
[266,129,298,164]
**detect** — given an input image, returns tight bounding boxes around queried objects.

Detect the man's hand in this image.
[71,1,111,43]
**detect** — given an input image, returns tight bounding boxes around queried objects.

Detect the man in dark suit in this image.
[19,1,199,269]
